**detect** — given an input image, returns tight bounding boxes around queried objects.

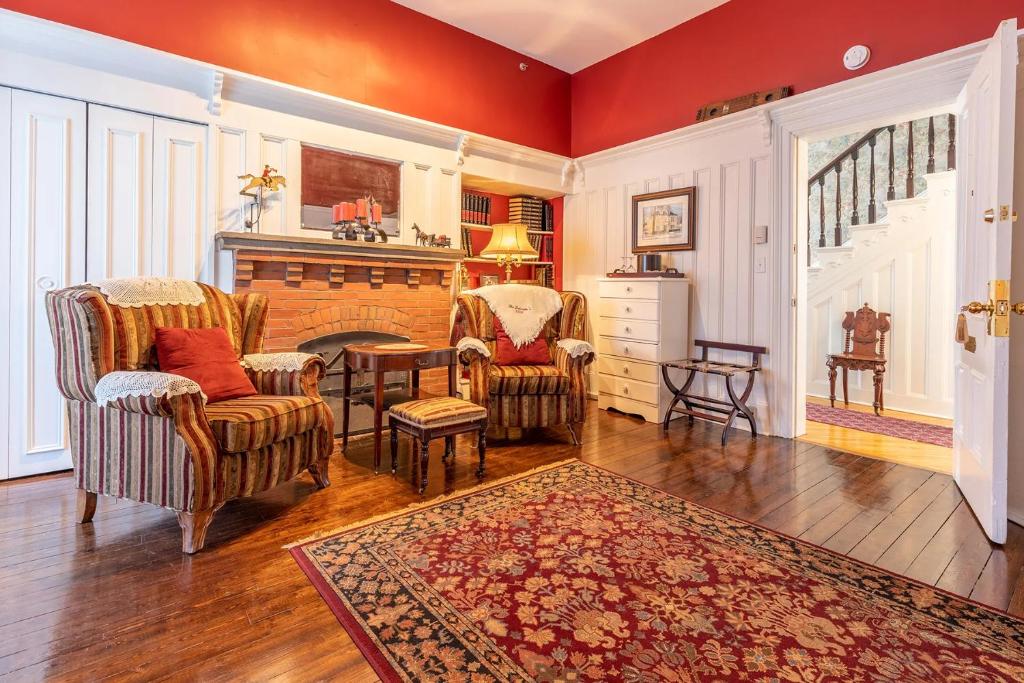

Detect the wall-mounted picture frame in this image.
[631,186,696,253]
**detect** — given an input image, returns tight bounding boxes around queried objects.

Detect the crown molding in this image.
[0,9,570,176]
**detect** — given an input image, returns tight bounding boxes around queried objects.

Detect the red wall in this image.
[571,0,1024,157]
[1,0,571,155]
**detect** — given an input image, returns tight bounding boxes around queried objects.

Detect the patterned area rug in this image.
[291,460,1024,682]
[807,402,953,448]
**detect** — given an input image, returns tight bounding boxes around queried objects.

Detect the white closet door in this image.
[153,118,206,279]
[86,105,153,280]
[0,87,10,481]
[9,90,86,478]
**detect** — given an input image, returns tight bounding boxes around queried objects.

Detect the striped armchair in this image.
[455,290,594,444]
[45,279,334,553]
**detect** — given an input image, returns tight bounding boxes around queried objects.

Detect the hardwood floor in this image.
[801,395,953,474]
[2,403,1021,681]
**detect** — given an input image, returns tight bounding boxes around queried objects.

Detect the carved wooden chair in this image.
[826,303,891,415]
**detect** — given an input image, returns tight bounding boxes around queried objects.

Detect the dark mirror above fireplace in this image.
[300,145,401,236]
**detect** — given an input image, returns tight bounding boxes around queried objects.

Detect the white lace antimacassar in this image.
[456,337,491,358]
[466,284,563,348]
[94,371,206,405]
[556,338,595,359]
[241,353,315,372]
[90,277,205,308]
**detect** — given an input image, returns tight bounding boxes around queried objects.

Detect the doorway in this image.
[797,115,957,475]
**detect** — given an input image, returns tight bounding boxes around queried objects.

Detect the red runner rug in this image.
[292,460,1023,681]
[806,402,953,448]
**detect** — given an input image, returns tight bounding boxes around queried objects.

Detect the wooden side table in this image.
[341,343,458,473]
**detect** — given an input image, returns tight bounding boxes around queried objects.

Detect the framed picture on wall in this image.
[631,186,696,253]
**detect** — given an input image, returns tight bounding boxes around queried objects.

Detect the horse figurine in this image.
[412,223,435,247]
[238,165,287,194]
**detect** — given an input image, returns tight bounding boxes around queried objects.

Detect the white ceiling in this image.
[392,0,730,73]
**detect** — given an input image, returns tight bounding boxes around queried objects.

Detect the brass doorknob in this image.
[962,301,995,315]
[984,208,996,223]
[1013,302,1024,316]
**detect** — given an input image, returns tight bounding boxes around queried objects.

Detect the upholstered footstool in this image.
[389,397,488,493]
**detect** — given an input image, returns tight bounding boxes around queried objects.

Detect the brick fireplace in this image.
[217,231,462,396]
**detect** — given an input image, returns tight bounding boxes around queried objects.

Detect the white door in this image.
[954,19,1018,544]
[152,118,206,279]
[9,90,86,478]
[86,104,153,280]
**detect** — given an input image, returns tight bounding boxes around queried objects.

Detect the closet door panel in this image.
[153,118,206,279]
[0,87,10,480]
[9,90,86,478]
[86,105,153,280]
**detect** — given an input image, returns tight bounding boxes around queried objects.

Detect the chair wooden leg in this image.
[308,459,331,489]
[77,490,97,524]
[418,439,430,494]
[390,425,399,475]
[444,435,455,460]
[566,422,582,446]
[842,367,849,407]
[827,363,837,408]
[476,426,487,478]
[176,505,222,554]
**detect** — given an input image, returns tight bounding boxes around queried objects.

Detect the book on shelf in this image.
[461,192,491,225]
[461,226,475,257]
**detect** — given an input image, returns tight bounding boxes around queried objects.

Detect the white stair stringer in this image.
[805,170,955,418]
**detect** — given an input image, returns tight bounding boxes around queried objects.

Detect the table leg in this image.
[827,361,837,408]
[842,367,849,407]
[342,363,352,451]
[373,370,384,473]
[390,420,399,475]
[873,367,884,416]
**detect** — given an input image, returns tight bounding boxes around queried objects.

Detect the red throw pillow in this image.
[154,327,257,403]
[493,317,552,365]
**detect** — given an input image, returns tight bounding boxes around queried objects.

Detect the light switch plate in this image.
[755,255,767,273]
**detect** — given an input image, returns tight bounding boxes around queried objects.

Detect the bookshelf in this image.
[460,174,563,289]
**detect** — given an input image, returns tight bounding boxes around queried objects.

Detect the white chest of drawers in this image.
[595,276,689,422]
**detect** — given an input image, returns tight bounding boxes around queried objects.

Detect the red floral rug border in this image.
[291,459,1024,682]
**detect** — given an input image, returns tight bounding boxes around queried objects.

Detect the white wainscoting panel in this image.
[8,90,86,477]
[257,134,289,235]
[566,122,776,432]
[86,104,153,280]
[153,118,206,279]
[215,125,248,232]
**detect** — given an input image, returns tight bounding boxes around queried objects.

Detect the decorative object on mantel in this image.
[330,195,388,243]
[695,86,791,122]
[478,223,539,282]
[632,186,696,253]
[410,223,451,248]
[237,165,286,232]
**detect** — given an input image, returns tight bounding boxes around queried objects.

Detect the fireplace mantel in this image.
[216,231,463,263]
[216,230,461,288]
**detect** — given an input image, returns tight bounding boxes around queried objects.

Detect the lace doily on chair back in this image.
[90,277,205,308]
[95,371,205,405]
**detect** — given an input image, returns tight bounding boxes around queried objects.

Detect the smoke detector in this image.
[843,45,871,71]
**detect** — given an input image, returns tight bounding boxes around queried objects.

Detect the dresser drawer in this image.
[597,299,659,321]
[598,280,660,300]
[597,373,661,404]
[597,356,660,383]
[598,336,659,362]
[597,317,659,342]
[598,393,663,422]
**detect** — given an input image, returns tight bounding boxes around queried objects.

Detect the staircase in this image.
[805,116,957,418]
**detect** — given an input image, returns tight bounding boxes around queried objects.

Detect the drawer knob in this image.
[626,286,633,292]
[623,367,630,374]
[622,386,629,394]
[623,346,630,354]
[625,306,632,313]
[624,326,632,333]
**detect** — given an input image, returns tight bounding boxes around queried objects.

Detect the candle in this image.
[331,203,342,223]
[372,203,383,223]
[342,202,356,221]
[355,198,367,218]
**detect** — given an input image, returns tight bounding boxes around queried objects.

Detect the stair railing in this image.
[807,115,956,261]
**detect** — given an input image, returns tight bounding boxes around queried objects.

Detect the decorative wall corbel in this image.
[454,133,469,167]
[760,110,773,147]
[561,159,585,192]
[208,71,224,116]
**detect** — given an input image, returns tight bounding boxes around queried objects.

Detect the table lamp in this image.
[479,223,538,282]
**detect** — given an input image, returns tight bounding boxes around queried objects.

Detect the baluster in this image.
[818,176,826,248]
[850,149,860,226]
[906,120,915,198]
[834,163,843,246]
[868,135,877,224]
[887,126,896,201]
[927,116,936,173]
[947,113,956,170]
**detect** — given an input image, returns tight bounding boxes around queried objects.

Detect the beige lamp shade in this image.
[479,223,538,281]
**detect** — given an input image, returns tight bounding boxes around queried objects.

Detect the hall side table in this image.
[341,342,457,473]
